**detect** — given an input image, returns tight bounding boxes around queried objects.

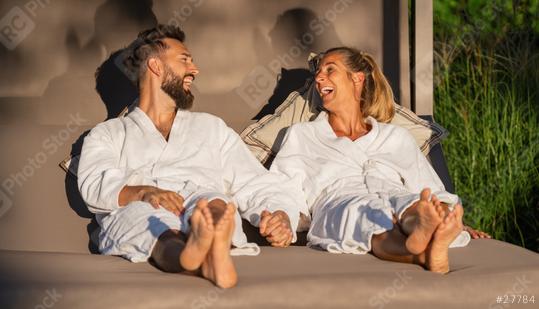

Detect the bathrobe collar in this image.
[129,107,188,146]
[314,111,380,150]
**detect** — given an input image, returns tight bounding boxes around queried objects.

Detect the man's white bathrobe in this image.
[271,112,470,254]
[78,107,299,262]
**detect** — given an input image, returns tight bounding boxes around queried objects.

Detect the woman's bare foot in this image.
[201,203,237,288]
[179,199,214,271]
[426,204,464,274]
[405,189,444,255]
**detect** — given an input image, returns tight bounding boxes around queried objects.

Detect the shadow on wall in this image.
[62,0,157,254]
[191,7,343,126]
[250,7,342,120]
[39,0,156,125]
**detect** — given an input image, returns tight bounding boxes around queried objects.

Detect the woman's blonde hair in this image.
[324,47,395,122]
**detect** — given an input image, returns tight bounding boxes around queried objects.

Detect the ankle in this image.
[412,252,426,267]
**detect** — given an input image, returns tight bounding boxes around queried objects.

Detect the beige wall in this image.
[0,0,417,253]
[0,0,413,130]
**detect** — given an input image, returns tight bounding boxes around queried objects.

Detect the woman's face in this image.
[315,53,362,112]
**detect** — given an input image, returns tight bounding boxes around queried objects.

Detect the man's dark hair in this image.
[123,24,186,86]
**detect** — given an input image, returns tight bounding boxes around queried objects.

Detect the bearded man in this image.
[77,24,299,288]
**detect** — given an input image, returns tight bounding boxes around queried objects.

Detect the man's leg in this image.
[201,200,238,289]
[150,199,215,273]
[150,199,238,288]
[150,229,188,273]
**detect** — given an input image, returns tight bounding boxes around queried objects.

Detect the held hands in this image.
[259,210,294,247]
[141,187,185,216]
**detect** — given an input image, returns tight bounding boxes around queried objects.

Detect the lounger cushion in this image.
[1,239,538,309]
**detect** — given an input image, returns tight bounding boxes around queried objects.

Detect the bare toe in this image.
[405,199,443,255]
[435,204,444,218]
[201,206,214,227]
[426,210,462,274]
[205,202,237,288]
[420,188,431,201]
[180,201,215,271]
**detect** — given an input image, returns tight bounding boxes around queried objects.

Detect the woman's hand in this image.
[464,225,491,239]
[259,210,294,247]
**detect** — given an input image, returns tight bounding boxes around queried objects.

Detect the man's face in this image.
[159,38,199,110]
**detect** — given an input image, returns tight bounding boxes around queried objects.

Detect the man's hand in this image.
[259,210,293,247]
[141,187,185,215]
[119,185,185,215]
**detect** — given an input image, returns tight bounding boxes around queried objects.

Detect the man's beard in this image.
[160,65,195,110]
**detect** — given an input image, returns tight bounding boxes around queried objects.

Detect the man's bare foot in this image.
[179,199,214,271]
[405,188,444,255]
[201,203,237,288]
[426,204,464,274]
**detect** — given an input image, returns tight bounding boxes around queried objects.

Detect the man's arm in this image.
[78,123,183,215]
[217,123,303,247]
[77,124,137,214]
[261,126,313,246]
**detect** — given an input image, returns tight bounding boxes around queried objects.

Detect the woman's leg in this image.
[424,204,464,274]
[371,204,465,274]
[371,228,425,266]
[399,188,446,255]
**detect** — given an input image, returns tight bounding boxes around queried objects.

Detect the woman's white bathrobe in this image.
[271,112,470,254]
[78,107,300,262]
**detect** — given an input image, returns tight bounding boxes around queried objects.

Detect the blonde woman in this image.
[271,47,484,273]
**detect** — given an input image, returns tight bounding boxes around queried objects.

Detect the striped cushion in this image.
[240,79,448,167]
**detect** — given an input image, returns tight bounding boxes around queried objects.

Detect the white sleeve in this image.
[218,121,302,241]
[269,126,311,217]
[389,129,460,219]
[77,124,155,214]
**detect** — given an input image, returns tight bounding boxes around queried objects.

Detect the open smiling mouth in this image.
[183,75,195,89]
[320,86,334,97]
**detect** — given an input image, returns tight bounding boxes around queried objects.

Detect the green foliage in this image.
[434,0,539,40]
[433,0,539,251]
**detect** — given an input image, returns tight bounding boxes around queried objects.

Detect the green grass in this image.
[433,27,539,251]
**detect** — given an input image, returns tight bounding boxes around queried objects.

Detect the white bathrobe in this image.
[78,107,300,262]
[271,112,470,254]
